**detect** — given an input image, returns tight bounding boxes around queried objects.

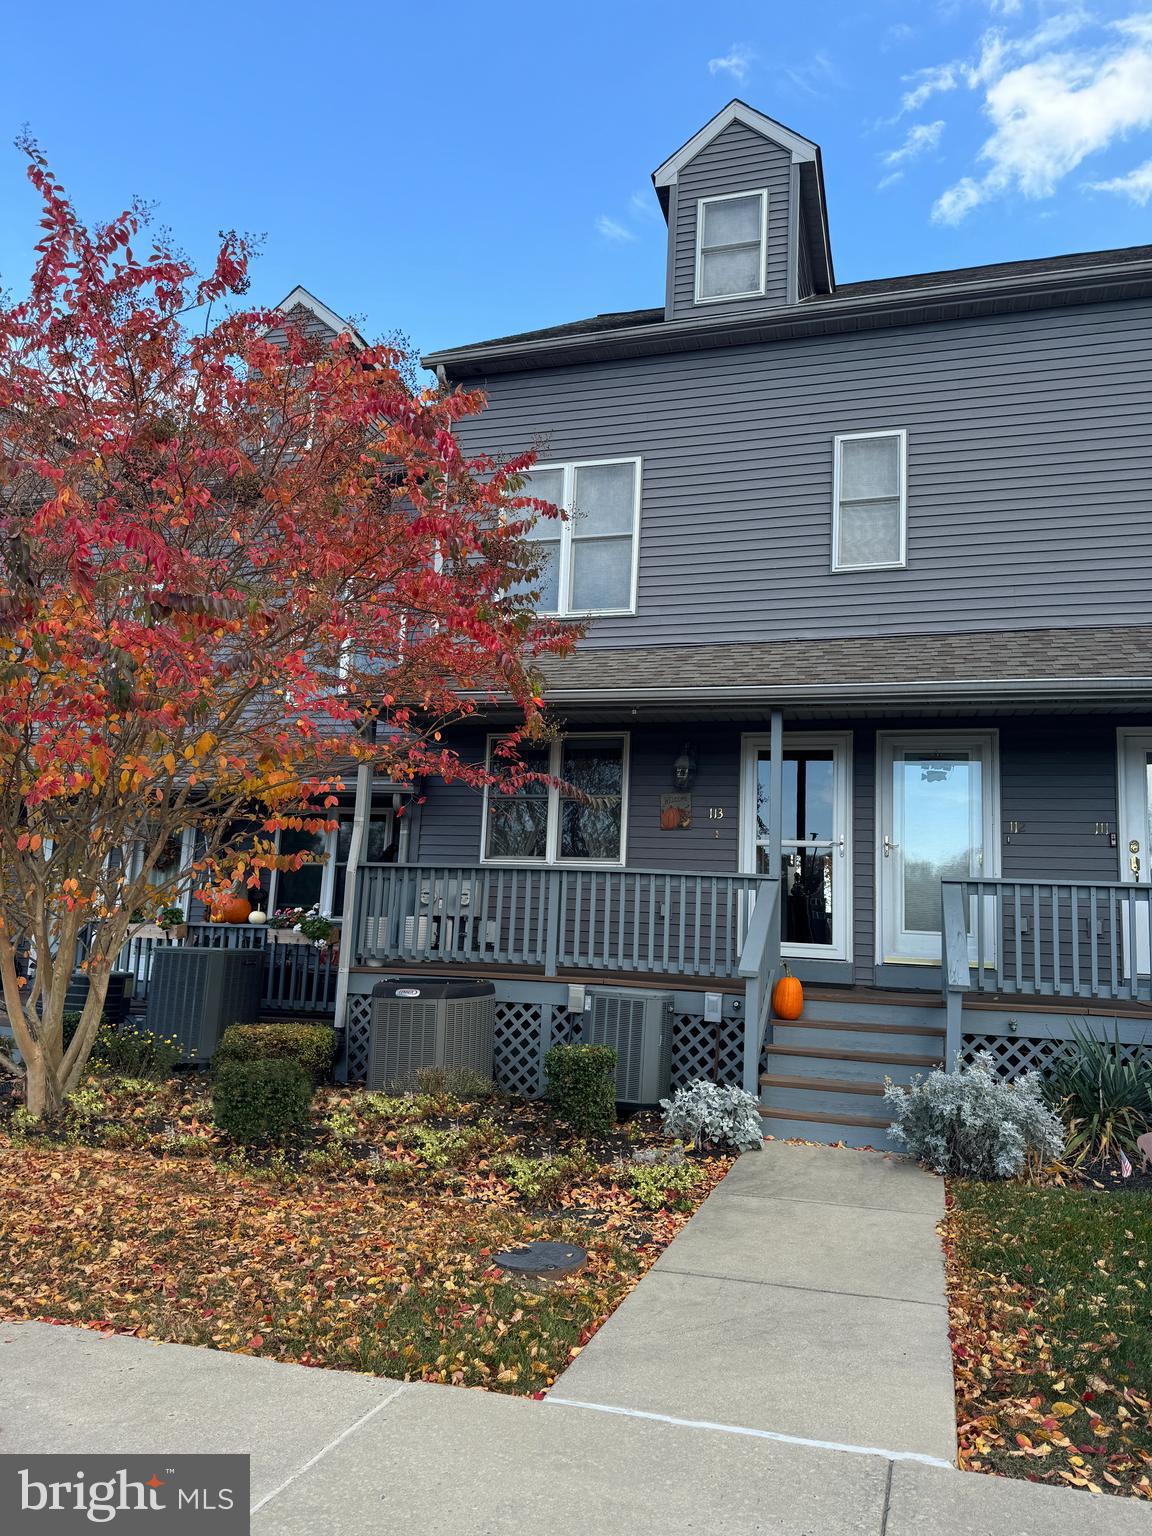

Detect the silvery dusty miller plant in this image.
[660,1080,763,1152]
[884,1052,1064,1178]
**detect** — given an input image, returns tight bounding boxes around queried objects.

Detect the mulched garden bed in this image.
[0,1075,731,1392]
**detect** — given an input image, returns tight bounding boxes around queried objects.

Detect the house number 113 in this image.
[707,807,725,819]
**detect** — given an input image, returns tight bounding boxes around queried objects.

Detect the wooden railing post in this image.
[543,869,561,977]
[738,881,781,1097]
[940,880,971,1071]
[332,760,373,1039]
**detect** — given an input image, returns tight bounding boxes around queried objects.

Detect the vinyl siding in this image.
[458,297,1152,644]
[411,715,1133,987]
[668,121,793,319]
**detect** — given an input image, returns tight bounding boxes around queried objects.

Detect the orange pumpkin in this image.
[772,969,804,1020]
[217,893,252,925]
[660,804,683,830]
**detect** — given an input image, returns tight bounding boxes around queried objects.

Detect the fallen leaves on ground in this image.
[943,1179,1152,1500]
[0,1080,729,1392]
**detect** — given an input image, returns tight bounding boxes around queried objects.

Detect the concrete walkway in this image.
[552,1140,958,1463]
[1,1142,1146,1532]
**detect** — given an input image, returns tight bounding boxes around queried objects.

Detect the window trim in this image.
[480,731,631,867]
[694,188,769,305]
[524,456,641,617]
[831,428,908,573]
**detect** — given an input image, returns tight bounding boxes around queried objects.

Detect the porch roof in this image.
[525,625,1152,709]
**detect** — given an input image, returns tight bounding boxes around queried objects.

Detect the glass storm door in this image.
[743,734,852,961]
[878,734,999,964]
[1118,731,1152,975]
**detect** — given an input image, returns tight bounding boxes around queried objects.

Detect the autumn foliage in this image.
[0,145,574,1111]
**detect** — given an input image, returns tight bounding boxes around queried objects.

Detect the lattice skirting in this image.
[341,996,743,1097]
[961,1031,1145,1076]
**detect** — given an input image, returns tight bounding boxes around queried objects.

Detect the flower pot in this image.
[268,928,309,944]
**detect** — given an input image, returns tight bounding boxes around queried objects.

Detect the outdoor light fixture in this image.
[672,743,698,791]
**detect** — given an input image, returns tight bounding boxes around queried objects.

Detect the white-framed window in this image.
[516,457,641,616]
[832,429,908,572]
[481,733,630,865]
[267,811,396,916]
[695,190,768,304]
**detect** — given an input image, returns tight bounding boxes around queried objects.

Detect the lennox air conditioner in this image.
[367,977,495,1089]
[145,946,263,1061]
[585,989,674,1104]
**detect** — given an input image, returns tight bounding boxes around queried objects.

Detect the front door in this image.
[1118,730,1152,974]
[877,733,999,965]
[741,733,852,962]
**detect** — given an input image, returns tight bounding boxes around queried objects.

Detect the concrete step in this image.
[771,1019,945,1055]
[760,1104,898,1152]
[760,1073,891,1121]
[763,1045,941,1085]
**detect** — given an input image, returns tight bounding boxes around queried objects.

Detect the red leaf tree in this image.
[0,146,575,1113]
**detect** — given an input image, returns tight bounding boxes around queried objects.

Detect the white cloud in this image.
[708,43,754,83]
[901,62,961,113]
[886,22,915,47]
[883,119,946,167]
[780,50,839,97]
[1091,155,1152,201]
[629,189,659,221]
[595,215,636,243]
[919,10,1152,223]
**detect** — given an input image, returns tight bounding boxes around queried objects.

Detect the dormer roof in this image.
[650,99,834,297]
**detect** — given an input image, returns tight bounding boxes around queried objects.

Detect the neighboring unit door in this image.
[741,733,852,962]
[877,734,999,965]
[1118,730,1152,975]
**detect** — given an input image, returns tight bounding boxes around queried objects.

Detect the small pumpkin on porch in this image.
[772,967,804,1021]
[214,891,253,925]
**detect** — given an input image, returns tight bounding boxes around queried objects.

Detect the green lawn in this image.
[945,1180,1152,1498]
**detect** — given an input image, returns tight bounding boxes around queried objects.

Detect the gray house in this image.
[329,101,1152,1145]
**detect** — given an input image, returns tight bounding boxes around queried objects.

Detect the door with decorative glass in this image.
[741,734,852,961]
[1118,730,1152,975]
[877,734,999,965]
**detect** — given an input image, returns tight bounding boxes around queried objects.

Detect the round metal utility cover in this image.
[491,1241,586,1276]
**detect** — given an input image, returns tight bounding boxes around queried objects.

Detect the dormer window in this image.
[695,190,768,303]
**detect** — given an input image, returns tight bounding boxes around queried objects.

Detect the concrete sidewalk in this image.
[552,1140,958,1463]
[1,1320,1143,1533]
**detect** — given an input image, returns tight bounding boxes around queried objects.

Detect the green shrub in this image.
[212,1059,313,1144]
[628,1162,705,1211]
[215,1022,336,1082]
[92,1021,181,1079]
[1044,1023,1152,1166]
[498,1148,596,1204]
[544,1043,618,1136]
[409,1118,504,1169]
[60,1015,178,1079]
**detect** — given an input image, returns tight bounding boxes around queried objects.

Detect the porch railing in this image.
[942,878,1152,1065]
[101,921,342,1015]
[353,864,772,979]
[737,880,782,1095]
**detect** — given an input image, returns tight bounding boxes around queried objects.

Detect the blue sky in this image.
[2,1,1151,364]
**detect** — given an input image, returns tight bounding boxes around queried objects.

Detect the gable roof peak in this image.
[652,99,820,189]
[273,285,368,349]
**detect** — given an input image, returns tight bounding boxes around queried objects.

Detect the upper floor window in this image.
[832,429,907,572]
[520,457,640,616]
[482,734,629,865]
[695,190,768,303]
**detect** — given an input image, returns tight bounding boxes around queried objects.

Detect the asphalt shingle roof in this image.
[530,626,1152,701]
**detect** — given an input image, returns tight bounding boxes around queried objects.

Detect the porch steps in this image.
[759,993,945,1151]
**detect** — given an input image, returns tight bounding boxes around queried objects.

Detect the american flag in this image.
[1119,1148,1133,1179]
